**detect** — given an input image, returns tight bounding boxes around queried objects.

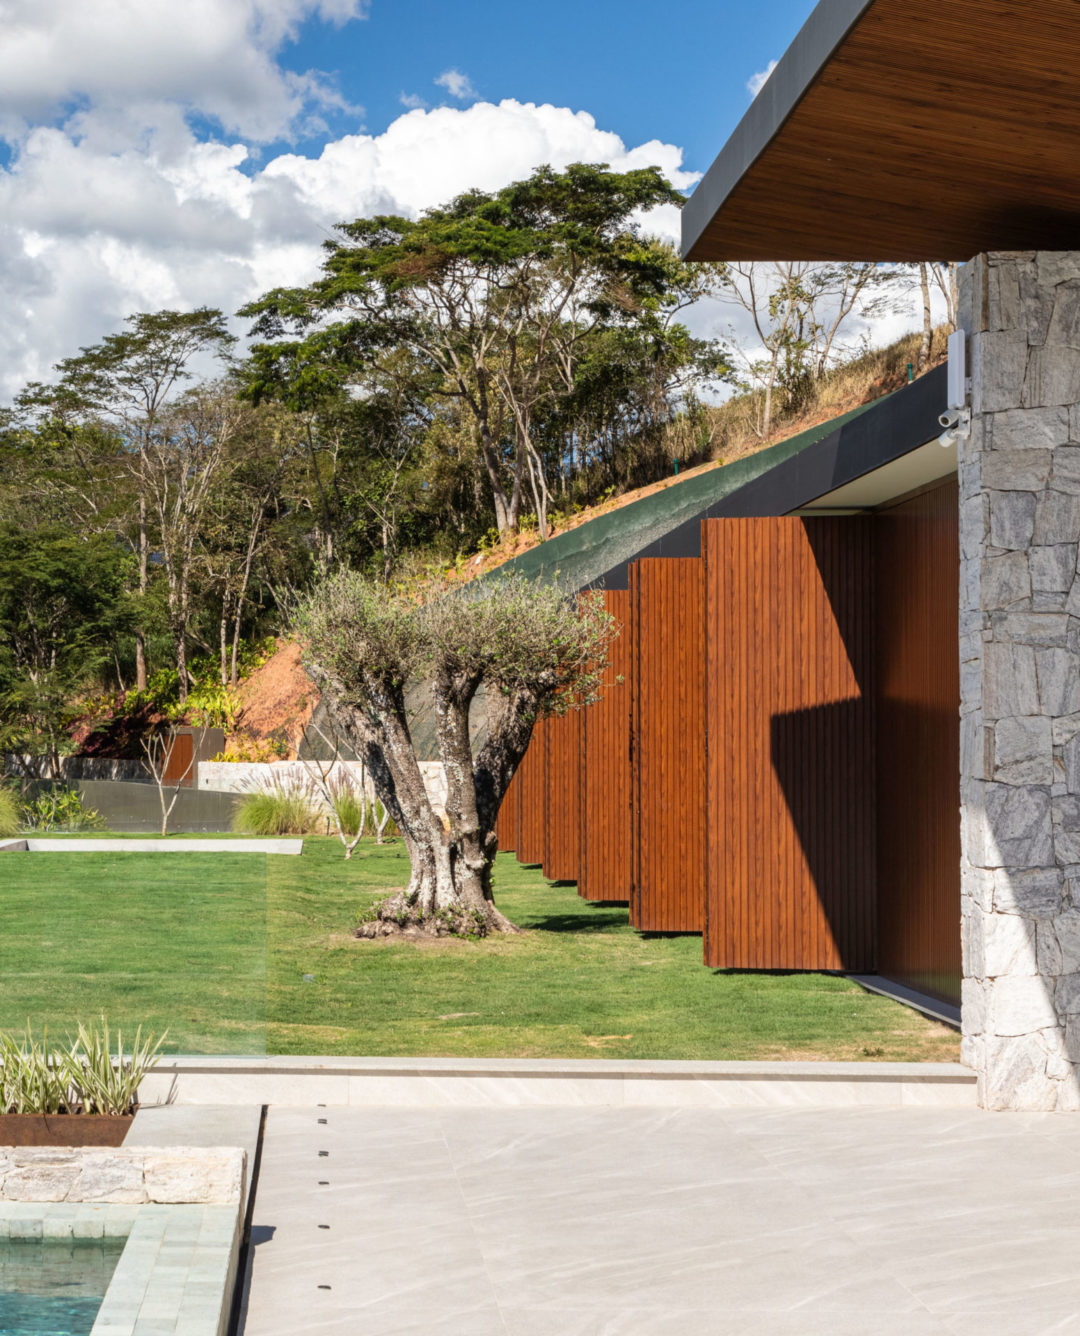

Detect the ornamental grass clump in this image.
[0,1019,166,1116]
[0,785,20,838]
[232,775,320,836]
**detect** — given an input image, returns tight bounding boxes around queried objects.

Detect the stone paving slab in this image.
[239,1104,1080,1334]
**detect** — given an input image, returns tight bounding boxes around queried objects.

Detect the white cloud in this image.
[0,100,698,400]
[434,69,478,101]
[747,60,778,99]
[398,92,428,110]
[0,0,367,142]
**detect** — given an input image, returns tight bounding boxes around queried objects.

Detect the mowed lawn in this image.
[0,837,960,1061]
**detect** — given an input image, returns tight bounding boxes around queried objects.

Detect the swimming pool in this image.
[0,1238,125,1336]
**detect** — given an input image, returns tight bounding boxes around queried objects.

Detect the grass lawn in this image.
[0,836,960,1061]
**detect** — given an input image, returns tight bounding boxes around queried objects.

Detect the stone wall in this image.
[960,250,1080,1110]
[0,1146,245,1204]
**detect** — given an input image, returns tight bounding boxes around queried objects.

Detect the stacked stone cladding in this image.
[961,251,1080,1110]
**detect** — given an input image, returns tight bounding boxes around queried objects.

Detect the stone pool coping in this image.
[0,837,302,854]
[0,1202,241,1336]
[0,1142,247,1335]
[139,1054,977,1108]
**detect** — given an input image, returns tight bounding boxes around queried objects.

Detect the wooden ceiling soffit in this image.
[682,0,1080,262]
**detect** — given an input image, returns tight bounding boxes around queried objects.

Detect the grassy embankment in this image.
[0,836,959,1062]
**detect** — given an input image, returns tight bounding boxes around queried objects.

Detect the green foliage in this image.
[21,784,105,832]
[295,568,615,716]
[0,1018,166,1116]
[0,524,134,769]
[0,785,20,837]
[232,782,321,836]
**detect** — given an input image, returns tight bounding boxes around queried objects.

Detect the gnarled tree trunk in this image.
[316,670,536,936]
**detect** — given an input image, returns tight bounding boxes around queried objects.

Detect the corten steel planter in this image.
[0,1112,134,1147]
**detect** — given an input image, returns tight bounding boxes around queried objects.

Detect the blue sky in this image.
[4,0,910,402]
[272,0,814,176]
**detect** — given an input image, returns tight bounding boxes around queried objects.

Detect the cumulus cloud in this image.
[0,100,697,400]
[747,60,778,99]
[0,0,367,141]
[434,69,478,101]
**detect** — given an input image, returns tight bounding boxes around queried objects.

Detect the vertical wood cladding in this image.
[496,763,521,854]
[543,708,584,882]
[515,716,549,865]
[630,559,706,933]
[703,517,875,971]
[875,479,961,1006]
[580,589,632,903]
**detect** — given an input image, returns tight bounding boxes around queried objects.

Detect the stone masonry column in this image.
[960,251,1080,1111]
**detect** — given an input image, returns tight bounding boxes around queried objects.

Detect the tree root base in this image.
[355,892,520,941]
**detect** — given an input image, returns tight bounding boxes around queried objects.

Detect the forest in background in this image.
[0,161,956,772]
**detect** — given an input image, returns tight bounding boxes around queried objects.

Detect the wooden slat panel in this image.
[515,717,548,866]
[630,559,706,933]
[703,517,875,971]
[543,708,584,882]
[496,762,521,854]
[875,479,961,1005]
[580,589,632,903]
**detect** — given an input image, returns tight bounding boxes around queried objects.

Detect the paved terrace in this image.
[239,1104,1080,1335]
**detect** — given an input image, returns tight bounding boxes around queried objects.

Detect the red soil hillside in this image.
[230,640,315,758]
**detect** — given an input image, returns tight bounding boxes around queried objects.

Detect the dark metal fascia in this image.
[591,361,947,590]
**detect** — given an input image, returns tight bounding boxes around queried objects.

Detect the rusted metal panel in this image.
[630,558,706,933]
[515,716,549,866]
[703,517,876,972]
[579,589,632,903]
[543,708,584,882]
[875,478,961,1005]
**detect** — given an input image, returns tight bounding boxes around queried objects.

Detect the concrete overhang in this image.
[793,436,957,514]
[683,0,1080,262]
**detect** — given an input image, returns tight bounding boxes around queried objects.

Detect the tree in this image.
[240,163,713,539]
[18,310,235,689]
[295,570,615,933]
[719,262,901,437]
[0,524,132,778]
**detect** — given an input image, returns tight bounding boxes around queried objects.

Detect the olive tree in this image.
[295,571,615,935]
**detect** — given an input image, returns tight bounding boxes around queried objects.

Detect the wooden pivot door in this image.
[875,479,961,1006]
[515,717,549,866]
[630,558,706,933]
[703,517,875,972]
[543,709,584,883]
[580,589,632,903]
[162,732,195,788]
[496,764,522,854]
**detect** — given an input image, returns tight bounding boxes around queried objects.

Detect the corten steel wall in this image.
[496,763,521,854]
[703,517,875,971]
[630,558,706,933]
[515,716,549,866]
[543,708,584,882]
[875,478,961,1005]
[579,589,632,903]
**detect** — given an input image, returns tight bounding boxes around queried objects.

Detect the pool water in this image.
[0,1239,125,1336]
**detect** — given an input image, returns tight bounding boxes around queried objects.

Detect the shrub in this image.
[21,784,105,832]
[0,1018,166,1116]
[232,779,320,836]
[0,785,20,837]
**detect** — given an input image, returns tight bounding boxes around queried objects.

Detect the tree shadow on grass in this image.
[526,910,629,933]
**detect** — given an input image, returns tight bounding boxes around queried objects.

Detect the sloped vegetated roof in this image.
[484,397,882,594]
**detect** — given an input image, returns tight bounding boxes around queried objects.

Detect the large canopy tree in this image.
[240,162,721,539]
[296,570,615,934]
